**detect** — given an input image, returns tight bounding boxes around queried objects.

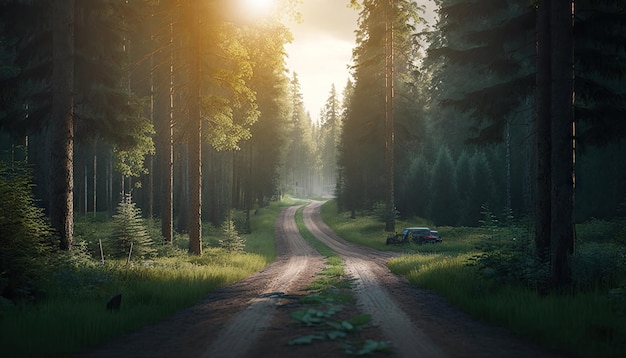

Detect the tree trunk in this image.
[158,16,174,243]
[384,0,395,233]
[93,142,97,216]
[50,0,75,251]
[187,3,202,255]
[550,0,575,291]
[148,58,154,219]
[535,0,552,265]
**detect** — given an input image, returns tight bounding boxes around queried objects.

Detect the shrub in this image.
[572,242,626,290]
[0,160,53,302]
[471,233,550,291]
[470,213,550,291]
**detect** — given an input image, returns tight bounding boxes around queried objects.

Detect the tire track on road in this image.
[302,201,446,358]
[202,205,322,358]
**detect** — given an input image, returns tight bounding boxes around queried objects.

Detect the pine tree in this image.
[340,0,422,215]
[110,194,155,260]
[218,213,245,253]
[0,159,52,301]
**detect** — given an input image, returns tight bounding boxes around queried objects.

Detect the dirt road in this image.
[302,201,445,357]
[81,202,568,358]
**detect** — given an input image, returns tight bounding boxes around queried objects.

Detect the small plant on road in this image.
[289,207,390,355]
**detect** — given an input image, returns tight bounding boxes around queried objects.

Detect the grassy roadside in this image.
[320,200,626,358]
[0,201,285,356]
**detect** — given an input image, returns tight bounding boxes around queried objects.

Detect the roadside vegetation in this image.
[0,188,288,356]
[321,200,626,358]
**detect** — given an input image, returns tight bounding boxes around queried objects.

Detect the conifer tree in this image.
[110,194,155,260]
[0,159,52,300]
[218,213,246,253]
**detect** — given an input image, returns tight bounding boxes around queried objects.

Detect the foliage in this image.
[338,0,424,212]
[218,213,246,253]
[113,96,155,179]
[234,22,291,210]
[470,230,550,291]
[0,160,53,302]
[109,195,156,261]
[572,242,626,291]
[471,214,626,292]
[0,198,286,356]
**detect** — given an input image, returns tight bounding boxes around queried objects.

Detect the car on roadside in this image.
[429,230,442,243]
[386,227,441,245]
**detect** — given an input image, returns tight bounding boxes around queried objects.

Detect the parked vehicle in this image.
[386,227,441,245]
[429,230,442,243]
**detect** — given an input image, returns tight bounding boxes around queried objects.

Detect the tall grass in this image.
[321,200,626,358]
[0,201,281,356]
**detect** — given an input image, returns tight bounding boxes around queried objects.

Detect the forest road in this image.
[301,200,569,358]
[80,202,568,358]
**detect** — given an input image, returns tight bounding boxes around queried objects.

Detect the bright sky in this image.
[283,1,358,122]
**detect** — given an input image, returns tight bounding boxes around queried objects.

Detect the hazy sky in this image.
[284,1,358,122]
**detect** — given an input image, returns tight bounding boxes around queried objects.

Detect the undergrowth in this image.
[321,200,626,358]
[0,200,281,356]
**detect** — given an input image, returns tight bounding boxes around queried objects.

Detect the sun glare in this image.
[244,0,274,14]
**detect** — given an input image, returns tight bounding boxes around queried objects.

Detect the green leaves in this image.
[343,339,390,356]
[287,309,388,355]
[290,307,343,326]
[288,308,374,348]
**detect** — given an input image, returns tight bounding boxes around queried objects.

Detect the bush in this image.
[572,242,626,290]
[471,232,550,291]
[0,160,54,302]
[470,211,550,291]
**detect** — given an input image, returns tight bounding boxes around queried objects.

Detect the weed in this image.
[288,205,386,355]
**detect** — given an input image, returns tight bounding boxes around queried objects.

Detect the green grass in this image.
[0,201,282,356]
[294,206,350,301]
[321,200,626,358]
[321,200,488,254]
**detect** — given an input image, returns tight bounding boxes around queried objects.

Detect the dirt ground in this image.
[80,202,570,358]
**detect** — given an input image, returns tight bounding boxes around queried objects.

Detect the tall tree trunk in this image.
[187,3,202,255]
[93,142,97,217]
[384,0,395,232]
[158,15,174,243]
[148,56,154,219]
[50,0,75,251]
[550,0,575,291]
[535,0,552,266]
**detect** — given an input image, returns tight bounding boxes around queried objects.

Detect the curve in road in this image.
[302,201,447,358]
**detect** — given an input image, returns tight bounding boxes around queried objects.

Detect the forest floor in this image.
[79,201,571,358]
